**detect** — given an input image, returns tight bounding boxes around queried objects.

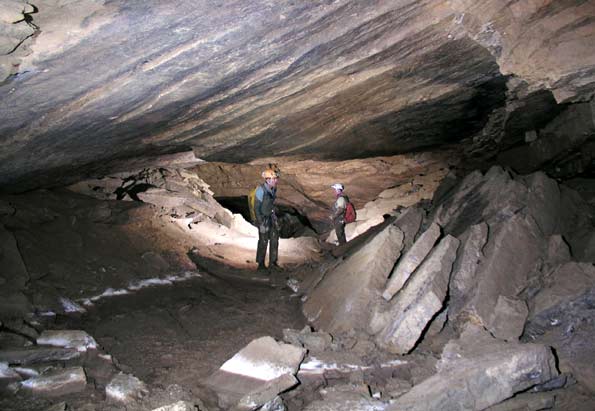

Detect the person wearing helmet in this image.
[330,183,347,245]
[255,166,281,271]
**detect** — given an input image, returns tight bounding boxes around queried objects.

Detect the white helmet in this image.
[331,183,344,191]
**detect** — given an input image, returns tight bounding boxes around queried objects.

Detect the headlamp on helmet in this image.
[262,164,280,179]
[331,183,344,191]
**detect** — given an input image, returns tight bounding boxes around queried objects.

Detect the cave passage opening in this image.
[216,196,318,238]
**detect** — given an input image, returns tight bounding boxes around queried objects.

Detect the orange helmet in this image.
[262,164,280,179]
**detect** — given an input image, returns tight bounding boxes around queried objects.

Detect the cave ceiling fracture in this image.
[1,0,594,191]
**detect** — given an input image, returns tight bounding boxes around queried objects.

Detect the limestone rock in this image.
[20,367,87,396]
[489,296,528,342]
[526,262,595,393]
[522,172,561,236]
[383,378,412,399]
[0,1,34,24]
[151,401,200,411]
[260,396,285,411]
[388,325,558,411]
[485,391,556,411]
[282,327,332,353]
[449,0,595,103]
[297,351,370,385]
[545,234,571,269]
[0,224,29,292]
[37,330,97,352]
[303,390,386,411]
[0,292,32,318]
[498,102,595,177]
[529,262,595,322]
[431,167,528,237]
[456,213,546,339]
[0,347,80,365]
[393,206,424,252]
[382,223,441,301]
[66,177,123,200]
[0,361,21,381]
[1,319,38,340]
[106,372,148,404]
[424,308,448,338]
[0,331,31,349]
[565,227,595,262]
[303,225,404,333]
[374,235,459,354]
[448,222,488,318]
[137,188,187,208]
[234,374,296,411]
[205,336,305,410]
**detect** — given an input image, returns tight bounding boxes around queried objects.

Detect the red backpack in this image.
[344,197,357,224]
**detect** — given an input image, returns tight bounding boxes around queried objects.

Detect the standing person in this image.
[255,166,281,271]
[330,183,347,245]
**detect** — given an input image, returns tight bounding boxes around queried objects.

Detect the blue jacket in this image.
[255,183,276,226]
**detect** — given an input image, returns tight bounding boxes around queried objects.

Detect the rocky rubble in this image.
[0,328,123,399]
[293,166,595,410]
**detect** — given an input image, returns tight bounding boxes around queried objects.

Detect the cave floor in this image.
[1,264,303,411]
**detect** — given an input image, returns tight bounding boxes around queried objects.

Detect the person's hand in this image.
[259,224,267,234]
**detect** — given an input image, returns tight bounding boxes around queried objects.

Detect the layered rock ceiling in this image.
[1,0,594,192]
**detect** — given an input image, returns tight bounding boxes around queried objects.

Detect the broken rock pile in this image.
[298,166,595,410]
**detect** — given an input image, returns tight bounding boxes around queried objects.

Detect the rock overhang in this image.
[1,0,594,192]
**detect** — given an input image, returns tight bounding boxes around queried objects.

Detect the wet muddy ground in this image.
[1,262,304,411]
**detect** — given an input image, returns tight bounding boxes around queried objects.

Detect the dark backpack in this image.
[344,198,357,224]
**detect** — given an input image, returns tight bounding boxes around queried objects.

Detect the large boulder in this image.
[20,367,87,397]
[431,167,528,237]
[382,223,441,301]
[448,223,488,317]
[393,206,424,252]
[526,262,595,394]
[387,325,558,411]
[451,213,545,341]
[37,330,97,353]
[497,102,595,178]
[431,166,580,239]
[106,372,149,404]
[373,235,459,354]
[204,336,305,411]
[0,347,80,365]
[303,225,404,333]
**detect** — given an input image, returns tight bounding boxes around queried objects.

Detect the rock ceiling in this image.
[1,0,594,192]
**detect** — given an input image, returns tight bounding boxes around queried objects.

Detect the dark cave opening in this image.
[215,196,317,239]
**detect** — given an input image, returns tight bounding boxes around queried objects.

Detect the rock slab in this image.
[205,336,305,410]
[20,367,87,396]
[374,235,459,354]
[388,325,558,411]
[303,225,404,333]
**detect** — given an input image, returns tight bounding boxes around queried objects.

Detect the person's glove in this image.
[259,223,268,234]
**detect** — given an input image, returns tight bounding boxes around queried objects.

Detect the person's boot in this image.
[257,263,267,271]
[269,262,283,272]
